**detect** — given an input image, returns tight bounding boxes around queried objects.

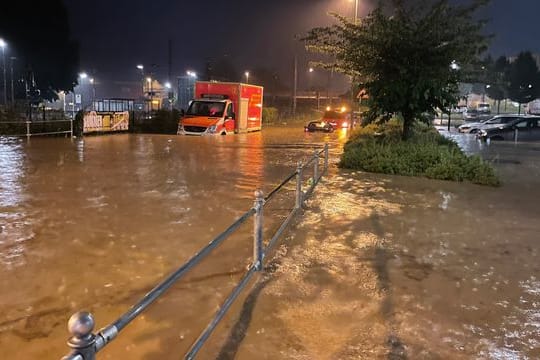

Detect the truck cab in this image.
[179,97,235,135]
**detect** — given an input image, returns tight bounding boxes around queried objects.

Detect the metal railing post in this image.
[295,162,303,209]
[324,143,329,173]
[313,150,319,185]
[63,312,97,360]
[514,128,518,144]
[253,190,264,270]
[26,121,30,138]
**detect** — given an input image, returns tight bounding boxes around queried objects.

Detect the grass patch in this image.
[340,120,500,186]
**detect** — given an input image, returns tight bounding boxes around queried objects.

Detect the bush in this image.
[262,107,279,124]
[340,122,500,186]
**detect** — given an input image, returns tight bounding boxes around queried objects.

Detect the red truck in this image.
[178,81,263,135]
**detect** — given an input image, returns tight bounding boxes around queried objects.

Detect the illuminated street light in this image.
[348,0,359,23]
[245,71,250,84]
[165,82,171,89]
[309,67,314,73]
[79,72,88,79]
[0,38,6,105]
[136,64,144,70]
[146,77,152,83]
[186,70,197,78]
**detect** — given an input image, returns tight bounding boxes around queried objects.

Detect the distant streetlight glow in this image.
[89,78,94,84]
[79,72,88,79]
[450,60,460,71]
[245,71,250,83]
[309,67,314,73]
[0,39,6,49]
[146,77,152,83]
[136,64,144,70]
[186,70,197,78]
[165,82,171,89]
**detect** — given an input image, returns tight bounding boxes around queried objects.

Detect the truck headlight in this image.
[208,125,217,133]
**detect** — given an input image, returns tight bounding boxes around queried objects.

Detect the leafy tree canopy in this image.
[506,51,540,104]
[304,0,490,139]
[0,1,79,101]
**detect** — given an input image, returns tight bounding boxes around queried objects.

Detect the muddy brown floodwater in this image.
[0,127,538,359]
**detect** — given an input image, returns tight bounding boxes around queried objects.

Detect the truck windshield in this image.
[186,101,226,117]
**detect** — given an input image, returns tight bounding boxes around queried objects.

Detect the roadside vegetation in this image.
[340,120,500,186]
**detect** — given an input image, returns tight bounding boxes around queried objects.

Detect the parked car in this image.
[478,117,540,141]
[458,115,523,134]
[305,120,334,133]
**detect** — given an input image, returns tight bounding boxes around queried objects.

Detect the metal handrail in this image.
[61,143,330,360]
[1,119,74,138]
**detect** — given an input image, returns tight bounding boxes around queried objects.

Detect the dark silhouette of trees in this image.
[0,1,79,101]
[506,52,540,114]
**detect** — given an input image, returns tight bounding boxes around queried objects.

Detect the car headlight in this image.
[341,122,348,128]
[208,125,217,133]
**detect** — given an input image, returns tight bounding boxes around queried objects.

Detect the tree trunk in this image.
[402,114,414,141]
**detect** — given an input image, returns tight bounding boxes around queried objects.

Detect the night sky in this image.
[65,0,540,86]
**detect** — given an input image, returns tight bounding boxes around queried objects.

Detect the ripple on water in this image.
[0,212,35,269]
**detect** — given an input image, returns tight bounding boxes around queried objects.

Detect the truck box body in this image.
[179,81,263,135]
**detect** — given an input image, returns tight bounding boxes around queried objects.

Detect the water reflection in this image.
[0,138,31,270]
[0,138,25,207]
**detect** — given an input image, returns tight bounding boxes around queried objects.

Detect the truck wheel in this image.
[221,131,227,136]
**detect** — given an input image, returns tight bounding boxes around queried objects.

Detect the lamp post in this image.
[0,38,6,106]
[349,0,359,23]
[165,81,172,110]
[146,77,152,111]
[10,56,16,105]
[78,72,88,111]
[89,78,95,109]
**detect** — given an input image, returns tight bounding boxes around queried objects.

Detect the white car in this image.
[458,115,524,134]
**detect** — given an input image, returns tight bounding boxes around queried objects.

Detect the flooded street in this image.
[0,127,539,359]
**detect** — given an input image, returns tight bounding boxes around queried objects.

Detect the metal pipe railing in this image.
[61,143,330,360]
[1,119,74,138]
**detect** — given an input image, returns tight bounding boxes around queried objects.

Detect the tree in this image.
[507,52,540,114]
[305,0,489,140]
[0,1,79,101]
[486,56,510,114]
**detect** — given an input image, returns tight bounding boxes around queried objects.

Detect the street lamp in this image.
[245,71,250,84]
[0,38,6,106]
[89,78,96,108]
[10,56,16,105]
[146,77,153,111]
[349,0,359,23]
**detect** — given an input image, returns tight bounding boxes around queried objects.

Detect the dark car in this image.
[478,117,540,142]
[305,121,334,133]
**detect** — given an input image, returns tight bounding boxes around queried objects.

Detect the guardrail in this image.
[61,143,330,360]
[0,119,73,137]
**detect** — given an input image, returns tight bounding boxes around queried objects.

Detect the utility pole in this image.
[292,54,298,117]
